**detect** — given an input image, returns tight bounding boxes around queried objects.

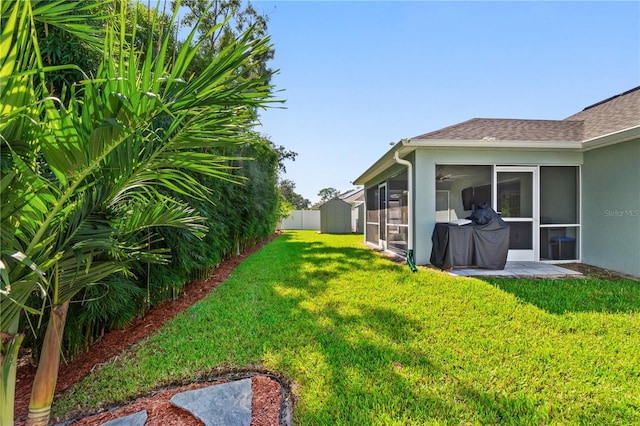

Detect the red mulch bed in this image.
[14,234,285,425]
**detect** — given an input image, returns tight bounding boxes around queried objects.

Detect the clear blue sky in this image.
[248,1,640,204]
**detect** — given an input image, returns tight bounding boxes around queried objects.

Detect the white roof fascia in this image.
[403,138,583,150]
[352,141,412,185]
[352,138,584,186]
[579,125,640,152]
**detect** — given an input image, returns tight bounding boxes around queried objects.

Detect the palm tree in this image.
[2,1,111,423]
[1,0,276,424]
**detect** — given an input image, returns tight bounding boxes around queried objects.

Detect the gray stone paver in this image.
[170,378,252,426]
[101,410,147,426]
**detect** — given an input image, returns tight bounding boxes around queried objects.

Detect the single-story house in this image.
[353,87,640,278]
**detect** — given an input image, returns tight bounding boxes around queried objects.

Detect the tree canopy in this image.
[318,187,340,204]
[175,0,274,86]
[280,179,310,209]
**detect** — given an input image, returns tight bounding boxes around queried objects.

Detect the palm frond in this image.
[114,197,208,237]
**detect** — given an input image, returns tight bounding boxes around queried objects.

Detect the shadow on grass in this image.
[53,231,639,424]
[482,276,640,314]
[266,233,556,424]
[266,233,638,423]
[269,232,405,297]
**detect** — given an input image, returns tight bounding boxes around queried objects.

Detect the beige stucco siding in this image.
[581,138,640,277]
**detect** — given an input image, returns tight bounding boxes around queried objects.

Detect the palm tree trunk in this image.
[0,331,25,425]
[26,300,70,426]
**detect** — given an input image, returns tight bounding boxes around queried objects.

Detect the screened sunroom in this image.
[365,169,409,256]
[355,87,639,278]
[434,164,580,262]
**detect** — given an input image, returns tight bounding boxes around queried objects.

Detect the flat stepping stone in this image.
[101,410,147,426]
[170,378,252,426]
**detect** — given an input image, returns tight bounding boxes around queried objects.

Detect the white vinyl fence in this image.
[279,210,320,230]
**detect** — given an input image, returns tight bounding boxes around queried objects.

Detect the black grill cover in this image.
[468,202,500,225]
[431,204,510,270]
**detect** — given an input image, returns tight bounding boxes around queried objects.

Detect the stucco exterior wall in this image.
[412,148,583,265]
[581,139,640,277]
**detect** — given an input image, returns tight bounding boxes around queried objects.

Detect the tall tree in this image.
[270,142,297,173]
[280,179,310,209]
[318,187,340,204]
[176,0,274,84]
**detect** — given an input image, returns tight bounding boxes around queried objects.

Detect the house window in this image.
[539,166,580,261]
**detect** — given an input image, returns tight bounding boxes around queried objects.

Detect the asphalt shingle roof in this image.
[411,86,640,143]
[563,86,640,140]
[413,118,583,141]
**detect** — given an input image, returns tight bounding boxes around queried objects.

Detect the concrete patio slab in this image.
[447,262,583,278]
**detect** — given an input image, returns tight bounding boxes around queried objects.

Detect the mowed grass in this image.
[54,231,640,424]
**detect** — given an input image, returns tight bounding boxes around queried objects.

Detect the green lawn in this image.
[54,230,640,425]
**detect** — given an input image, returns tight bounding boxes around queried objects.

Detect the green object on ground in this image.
[407,249,418,272]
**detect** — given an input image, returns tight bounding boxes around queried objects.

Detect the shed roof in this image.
[319,197,352,209]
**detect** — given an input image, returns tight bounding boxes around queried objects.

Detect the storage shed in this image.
[320,198,353,234]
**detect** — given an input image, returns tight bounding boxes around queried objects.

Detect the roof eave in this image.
[352,138,585,186]
[580,125,640,151]
[352,140,410,185]
[404,138,583,150]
